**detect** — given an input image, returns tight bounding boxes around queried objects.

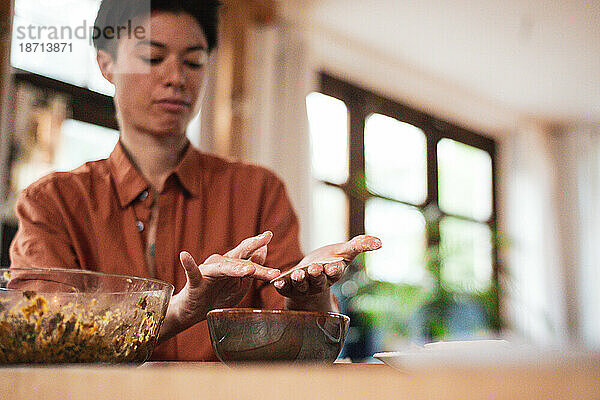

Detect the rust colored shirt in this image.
[10,140,304,361]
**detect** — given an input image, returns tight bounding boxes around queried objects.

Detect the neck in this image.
[120,129,189,191]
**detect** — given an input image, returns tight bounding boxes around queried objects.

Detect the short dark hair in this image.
[93,0,221,56]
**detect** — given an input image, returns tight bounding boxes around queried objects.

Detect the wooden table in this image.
[1,361,598,399]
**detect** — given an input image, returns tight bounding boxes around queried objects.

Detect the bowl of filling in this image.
[0,267,173,364]
[207,308,350,364]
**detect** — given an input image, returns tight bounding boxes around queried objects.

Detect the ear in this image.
[96,49,115,84]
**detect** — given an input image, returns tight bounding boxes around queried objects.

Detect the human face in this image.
[98,12,208,137]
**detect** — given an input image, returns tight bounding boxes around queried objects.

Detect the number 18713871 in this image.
[18,42,72,52]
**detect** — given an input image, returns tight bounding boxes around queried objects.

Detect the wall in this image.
[243,24,313,251]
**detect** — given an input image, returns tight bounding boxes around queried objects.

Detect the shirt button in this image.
[139,190,149,201]
[136,221,144,232]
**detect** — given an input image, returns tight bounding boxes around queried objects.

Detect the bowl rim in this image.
[0,267,175,293]
[207,307,350,322]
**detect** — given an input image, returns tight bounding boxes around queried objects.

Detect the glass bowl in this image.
[0,268,173,364]
[207,308,350,364]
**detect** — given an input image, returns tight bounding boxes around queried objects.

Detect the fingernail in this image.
[274,280,284,289]
[292,270,305,281]
[326,265,339,275]
[179,251,191,263]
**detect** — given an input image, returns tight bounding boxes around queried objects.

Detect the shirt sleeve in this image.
[10,186,79,269]
[252,171,305,309]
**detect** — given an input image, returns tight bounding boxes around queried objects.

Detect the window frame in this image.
[11,68,117,130]
[315,71,500,310]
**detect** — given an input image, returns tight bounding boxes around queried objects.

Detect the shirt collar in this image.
[108,141,148,208]
[173,141,202,197]
[108,139,202,208]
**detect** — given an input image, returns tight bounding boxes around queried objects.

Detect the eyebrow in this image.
[135,40,207,52]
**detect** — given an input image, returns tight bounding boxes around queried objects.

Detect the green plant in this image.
[343,203,508,343]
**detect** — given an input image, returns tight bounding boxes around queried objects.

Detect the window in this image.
[306,73,498,358]
[11,0,113,96]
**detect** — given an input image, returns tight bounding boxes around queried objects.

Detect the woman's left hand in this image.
[273,235,381,311]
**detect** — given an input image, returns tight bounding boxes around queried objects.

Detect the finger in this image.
[290,269,308,293]
[225,231,273,259]
[199,256,255,279]
[179,251,203,287]
[323,261,346,284]
[249,245,267,265]
[337,235,382,261]
[273,277,293,297]
[250,261,281,281]
[200,257,280,281]
[306,263,327,294]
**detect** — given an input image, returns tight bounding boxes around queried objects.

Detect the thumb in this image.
[179,251,203,287]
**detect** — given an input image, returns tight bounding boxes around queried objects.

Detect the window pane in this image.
[440,217,492,291]
[365,198,426,283]
[11,0,115,96]
[437,138,493,221]
[311,182,348,249]
[87,51,116,96]
[306,92,349,184]
[365,114,427,204]
[54,119,119,171]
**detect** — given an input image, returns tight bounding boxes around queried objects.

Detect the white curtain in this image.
[243,23,313,252]
[500,123,600,349]
[571,124,600,349]
[499,126,568,345]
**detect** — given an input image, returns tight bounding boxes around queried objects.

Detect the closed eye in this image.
[185,61,204,69]
[141,57,162,65]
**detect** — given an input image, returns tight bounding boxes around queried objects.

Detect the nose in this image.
[162,57,185,88]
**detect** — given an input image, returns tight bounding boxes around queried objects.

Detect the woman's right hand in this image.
[158,231,280,342]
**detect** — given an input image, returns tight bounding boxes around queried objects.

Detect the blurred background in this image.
[0,0,598,361]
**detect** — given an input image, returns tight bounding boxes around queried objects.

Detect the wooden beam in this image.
[0,0,13,119]
[0,0,13,248]
[0,0,14,202]
[220,0,278,24]
[211,1,278,158]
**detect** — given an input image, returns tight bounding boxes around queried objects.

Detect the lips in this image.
[154,98,190,113]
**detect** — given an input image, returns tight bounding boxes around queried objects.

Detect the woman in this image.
[10,0,381,360]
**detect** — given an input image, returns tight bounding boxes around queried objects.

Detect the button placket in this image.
[132,189,153,241]
[154,186,178,282]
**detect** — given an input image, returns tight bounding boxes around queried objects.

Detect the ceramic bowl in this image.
[207,308,350,364]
